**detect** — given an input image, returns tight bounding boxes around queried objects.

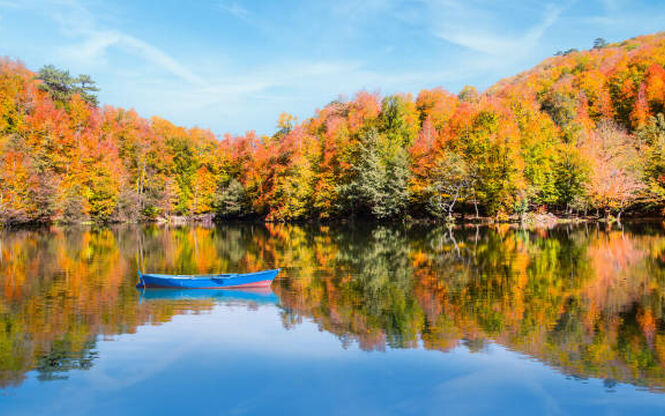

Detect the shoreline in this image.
[1,212,662,229]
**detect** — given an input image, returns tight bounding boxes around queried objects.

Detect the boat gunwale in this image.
[140,269,280,280]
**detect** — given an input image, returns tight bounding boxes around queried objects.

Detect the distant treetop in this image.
[593,37,608,49]
[554,48,579,56]
[37,65,99,107]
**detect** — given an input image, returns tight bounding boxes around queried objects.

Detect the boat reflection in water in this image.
[138,287,280,305]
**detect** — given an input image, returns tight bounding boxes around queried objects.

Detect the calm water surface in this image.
[2,222,665,415]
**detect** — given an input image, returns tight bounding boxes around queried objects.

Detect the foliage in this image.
[581,121,644,217]
[3,32,665,223]
[213,179,250,219]
[36,65,99,106]
[640,114,665,205]
[353,128,411,219]
[593,37,608,50]
[426,152,471,219]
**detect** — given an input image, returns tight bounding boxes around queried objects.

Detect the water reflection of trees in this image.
[0,226,218,388]
[2,222,665,391]
[271,222,665,391]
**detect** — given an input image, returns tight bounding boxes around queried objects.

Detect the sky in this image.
[0,0,664,136]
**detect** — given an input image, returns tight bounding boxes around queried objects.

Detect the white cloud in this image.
[58,32,204,84]
[115,34,204,85]
[42,1,204,85]
[430,2,562,57]
[37,1,470,132]
[6,0,621,135]
[218,1,250,19]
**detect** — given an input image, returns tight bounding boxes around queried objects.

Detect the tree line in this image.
[1,33,665,224]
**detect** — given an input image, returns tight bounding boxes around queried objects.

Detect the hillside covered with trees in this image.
[2,33,665,224]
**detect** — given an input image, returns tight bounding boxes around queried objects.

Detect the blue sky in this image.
[0,0,664,136]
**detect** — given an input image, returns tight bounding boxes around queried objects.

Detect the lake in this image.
[2,222,665,415]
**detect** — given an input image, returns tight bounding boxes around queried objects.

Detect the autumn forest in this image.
[3,33,665,224]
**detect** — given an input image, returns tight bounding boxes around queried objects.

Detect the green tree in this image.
[213,179,250,219]
[554,144,588,213]
[593,38,608,50]
[73,74,99,106]
[36,65,99,106]
[353,128,410,219]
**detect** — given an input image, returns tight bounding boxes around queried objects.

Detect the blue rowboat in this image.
[136,269,280,289]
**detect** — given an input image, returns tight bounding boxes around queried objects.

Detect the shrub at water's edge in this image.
[2,33,665,224]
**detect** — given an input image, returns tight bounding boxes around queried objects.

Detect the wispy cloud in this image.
[38,0,523,134]
[218,1,250,19]
[58,31,204,84]
[7,0,662,136]
[19,0,204,85]
[429,2,562,57]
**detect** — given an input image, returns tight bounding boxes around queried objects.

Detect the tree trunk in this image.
[447,188,459,221]
[140,164,146,200]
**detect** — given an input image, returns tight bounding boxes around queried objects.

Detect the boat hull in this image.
[136,269,280,289]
